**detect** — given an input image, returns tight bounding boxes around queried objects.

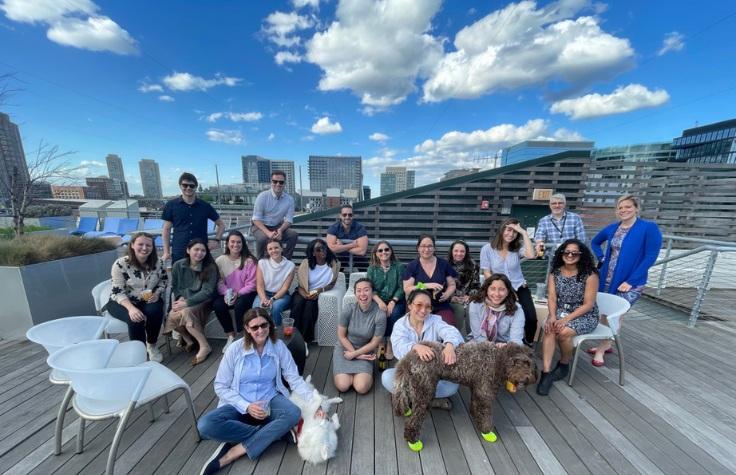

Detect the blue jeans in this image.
[197,395,301,460]
[381,368,459,398]
[253,292,292,326]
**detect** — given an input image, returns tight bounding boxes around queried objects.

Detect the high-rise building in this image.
[308,155,362,196]
[106,154,129,198]
[86,176,123,200]
[362,185,371,201]
[0,112,29,202]
[501,140,595,166]
[380,166,415,195]
[592,142,676,162]
[671,118,736,164]
[139,159,163,199]
[241,155,272,185]
[270,160,296,195]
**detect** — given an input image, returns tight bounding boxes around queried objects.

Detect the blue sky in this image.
[1,0,735,196]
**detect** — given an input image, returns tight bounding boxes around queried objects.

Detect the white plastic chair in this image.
[568,293,631,386]
[47,339,200,475]
[342,271,367,308]
[316,272,347,347]
[91,279,129,336]
[26,316,108,455]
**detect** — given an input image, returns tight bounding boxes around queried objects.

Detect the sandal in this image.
[385,348,394,360]
[430,398,453,410]
[191,348,211,366]
[586,347,613,355]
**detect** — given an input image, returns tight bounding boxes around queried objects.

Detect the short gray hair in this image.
[549,193,566,203]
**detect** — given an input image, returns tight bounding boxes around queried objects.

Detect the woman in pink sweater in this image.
[213,231,258,353]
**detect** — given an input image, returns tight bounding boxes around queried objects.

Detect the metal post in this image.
[656,237,673,296]
[688,250,718,328]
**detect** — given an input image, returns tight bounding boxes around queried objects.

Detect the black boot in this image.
[536,371,553,396]
[551,362,569,381]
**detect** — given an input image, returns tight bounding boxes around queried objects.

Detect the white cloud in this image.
[79,160,105,167]
[658,31,684,56]
[163,72,241,92]
[2,0,138,55]
[267,133,276,141]
[292,0,320,10]
[305,0,444,109]
[263,11,314,48]
[310,116,343,134]
[369,132,389,142]
[422,0,634,102]
[275,50,303,65]
[138,82,163,93]
[550,83,670,119]
[205,111,262,123]
[158,95,175,102]
[206,129,243,145]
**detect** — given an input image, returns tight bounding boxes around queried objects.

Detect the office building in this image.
[380,166,415,195]
[308,155,362,196]
[241,155,272,185]
[52,185,89,199]
[270,160,296,195]
[671,118,736,164]
[0,112,29,202]
[592,142,676,162]
[86,176,123,200]
[139,159,163,199]
[106,154,129,197]
[362,185,371,201]
[501,140,594,166]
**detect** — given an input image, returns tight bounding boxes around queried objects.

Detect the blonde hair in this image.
[616,194,640,210]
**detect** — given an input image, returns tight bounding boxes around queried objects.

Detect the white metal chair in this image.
[91,279,130,336]
[568,293,631,387]
[342,271,367,308]
[316,272,347,347]
[47,339,200,475]
[26,316,108,455]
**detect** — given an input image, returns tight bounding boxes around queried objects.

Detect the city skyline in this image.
[1,0,735,196]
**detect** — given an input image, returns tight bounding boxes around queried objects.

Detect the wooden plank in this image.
[516,427,567,475]
[349,386,373,475]
[430,406,470,474]
[374,369,398,475]
[446,392,495,475]
[417,412,447,475]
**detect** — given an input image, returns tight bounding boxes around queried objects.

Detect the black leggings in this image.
[212,292,257,334]
[515,285,538,344]
[106,299,164,344]
[290,292,319,343]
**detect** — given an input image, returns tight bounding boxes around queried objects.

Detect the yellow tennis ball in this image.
[404,408,412,417]
[482,431,498,443]
[408,440,424,452]
[505,381,517,393]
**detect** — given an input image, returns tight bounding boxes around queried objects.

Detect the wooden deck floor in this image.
[2,298,736,475]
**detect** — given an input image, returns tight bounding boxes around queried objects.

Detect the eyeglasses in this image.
[272,180,285,185]
[563,251,582,257]
[341,213,353,217]
[376,248,391,253]
[419,245,434,249]
[313,247,326,253]
[180,183,196,189]
[248,322,269,331]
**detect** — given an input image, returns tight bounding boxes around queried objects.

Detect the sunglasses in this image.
[313,247,326,253]
[272,180,285,185]
[412,303,432,311]
[376,248,391,253]
[563,251,582,257]
[341,213,353,217]
[180,183,196,189]
[248,322,269,331]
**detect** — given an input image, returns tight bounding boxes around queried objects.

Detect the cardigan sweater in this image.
[590,218,662,292]
[295,258,340,291]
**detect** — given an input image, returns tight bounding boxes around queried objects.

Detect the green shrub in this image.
[0,235,117,266]
[0,225,51,240]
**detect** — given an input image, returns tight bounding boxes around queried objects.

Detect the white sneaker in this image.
[147,344,164,363]
[222,335,235,354]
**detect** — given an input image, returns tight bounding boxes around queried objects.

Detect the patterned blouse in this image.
[450,259,480,298]
[110,256,168,305]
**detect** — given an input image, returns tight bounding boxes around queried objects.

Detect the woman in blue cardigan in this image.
[589,194,662,366]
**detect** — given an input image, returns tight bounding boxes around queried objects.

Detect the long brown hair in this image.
[242,308,277,350]
[126,232,157,270]
[491,218,523,252]
[369,240,398,267]
[470,274,518,315]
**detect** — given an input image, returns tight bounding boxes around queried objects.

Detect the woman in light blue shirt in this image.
[197,308,323,474]
[467,274,524,346]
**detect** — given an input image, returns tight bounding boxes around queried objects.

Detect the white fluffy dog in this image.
[289,376,342,464]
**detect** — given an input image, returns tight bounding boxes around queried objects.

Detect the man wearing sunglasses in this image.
[326,204,368,271]
[251,170,298,259]
[162,172,225,264]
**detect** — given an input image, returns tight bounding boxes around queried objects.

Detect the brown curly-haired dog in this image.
[392,341,537,446]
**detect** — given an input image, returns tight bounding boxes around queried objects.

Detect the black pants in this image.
[212,292,257,334]
[290,292,319,343]
[106,299,164,344]
[515,285,538,344]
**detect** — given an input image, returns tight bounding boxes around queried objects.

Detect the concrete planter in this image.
[0,249,118,339]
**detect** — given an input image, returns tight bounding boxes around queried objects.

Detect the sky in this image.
[1,0,735,196]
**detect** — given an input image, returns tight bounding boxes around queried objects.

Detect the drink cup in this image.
[142,290,153,302]
[256,400,270,417]
[225,288,234,305]
[535,283,546,301]
[283,317,295,337]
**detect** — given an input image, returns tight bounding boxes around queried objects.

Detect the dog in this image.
[392,341,537,449]
[289,376,343,464]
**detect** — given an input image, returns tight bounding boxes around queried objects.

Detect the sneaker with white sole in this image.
[147,344,164,363]
[222,335,235,354]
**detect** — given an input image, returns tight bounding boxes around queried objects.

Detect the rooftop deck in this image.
[1,298,736,475]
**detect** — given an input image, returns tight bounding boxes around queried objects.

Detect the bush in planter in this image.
[0,234,118,266]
